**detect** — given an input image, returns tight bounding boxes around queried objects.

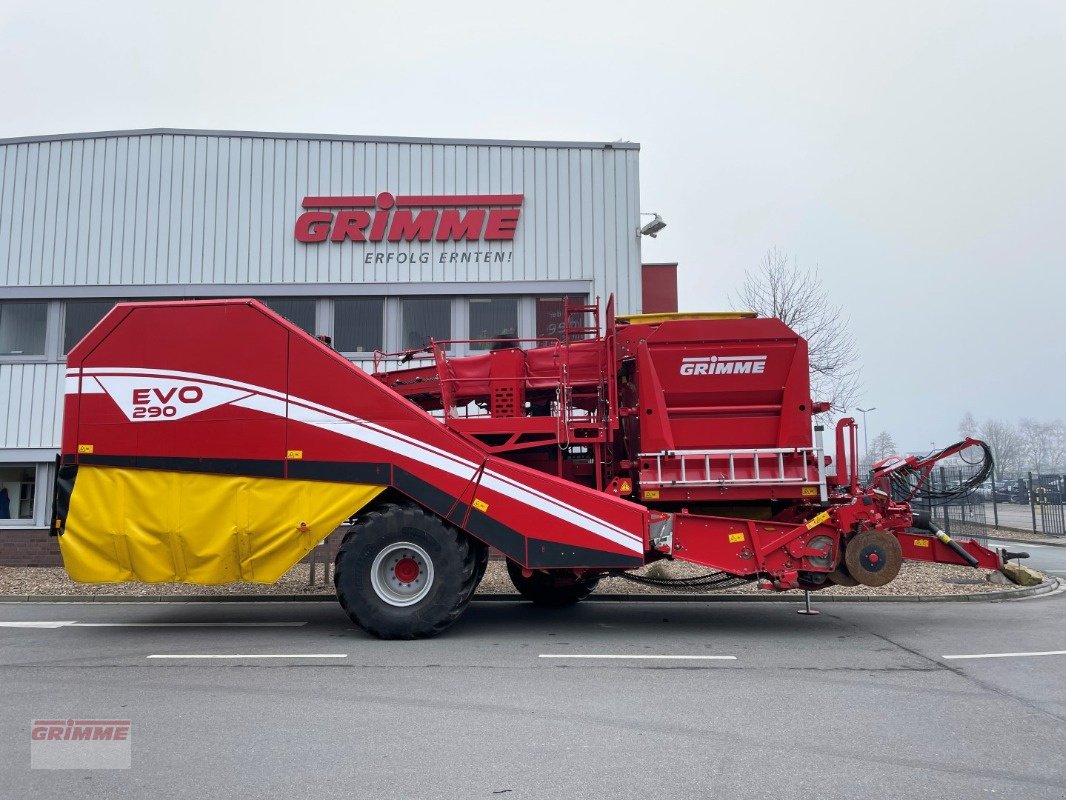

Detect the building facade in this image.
[0,128,650,559]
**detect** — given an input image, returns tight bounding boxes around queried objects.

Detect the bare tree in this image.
[1048,421,1066,472]
[868,430,898,461]
[1018,418,1066,473]
[957,411,978,438]
[733,248,861,412]
[978,418,1022,479]
[956,414,1064,476]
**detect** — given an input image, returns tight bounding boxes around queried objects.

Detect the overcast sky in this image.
[2,0,1063,453]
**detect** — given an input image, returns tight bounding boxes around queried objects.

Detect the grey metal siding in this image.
[1,132,641,309]
[0,363,64,450]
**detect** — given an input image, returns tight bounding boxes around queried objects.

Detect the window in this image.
[402,298,451,350]
[0,302,47,356]
[261,298,317,335]
[0,465,36,520]
[535,295,588,341]
[65,300,120,353]
[334,298,384,353]
[469,298,518,350]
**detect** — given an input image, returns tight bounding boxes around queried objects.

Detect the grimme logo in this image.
[680,355,767,376]
[30,719,132,769]
[295,192,523,244]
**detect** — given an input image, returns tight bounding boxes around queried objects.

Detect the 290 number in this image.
[132,406,177,419]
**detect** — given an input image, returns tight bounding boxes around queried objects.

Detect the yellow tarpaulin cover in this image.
[60,466,383,584]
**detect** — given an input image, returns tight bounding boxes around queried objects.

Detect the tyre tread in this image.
[335,502,480,639]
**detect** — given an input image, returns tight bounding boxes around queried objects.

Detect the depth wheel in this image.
[844,529,904,587]
[506,561,600,607]
[827,562,860,587]
[334,502,479,639]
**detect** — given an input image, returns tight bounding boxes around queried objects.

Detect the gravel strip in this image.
[0,558,1025,599]
[0,564,335,597]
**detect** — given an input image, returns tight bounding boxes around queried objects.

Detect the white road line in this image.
[71,622,308,627]
[146,654,347,659]
[0,621,78,628]
[943,650,1066,660]
[1,621,308,628]
[539,654,737,661]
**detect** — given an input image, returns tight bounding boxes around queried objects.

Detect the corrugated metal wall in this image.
[0,363,64,449]
[0,131,641,304]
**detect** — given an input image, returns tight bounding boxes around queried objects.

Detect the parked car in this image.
[988,479,1020,503]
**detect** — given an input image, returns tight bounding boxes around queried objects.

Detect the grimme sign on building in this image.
[295,192,524,265]
[0,129,642,555]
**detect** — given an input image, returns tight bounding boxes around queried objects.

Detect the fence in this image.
[912,467,989,544]
[916,467,1065,539]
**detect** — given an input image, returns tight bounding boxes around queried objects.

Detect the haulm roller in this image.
[54,298,1020,638]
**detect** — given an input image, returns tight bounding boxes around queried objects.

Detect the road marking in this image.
[539,654,737,661]
[943,650,1066,660]
[0,621,78,628]
[147,653,347,659]
[0,621,307,628]
[72,622,308,627]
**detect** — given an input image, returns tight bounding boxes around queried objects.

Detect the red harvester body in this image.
[54,298,1007,637]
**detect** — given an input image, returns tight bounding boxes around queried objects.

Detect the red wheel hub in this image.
[867,552,880,565]
[394,557,420,584]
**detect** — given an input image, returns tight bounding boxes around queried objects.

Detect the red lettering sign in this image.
[294,211,332,242]
[295,193,523,244]
[331,210,371,242]
[484,209,520,240]
[387,209,437,242]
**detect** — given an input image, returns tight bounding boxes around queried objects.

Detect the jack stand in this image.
[796,590,820,616]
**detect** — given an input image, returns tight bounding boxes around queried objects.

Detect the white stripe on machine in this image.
[67,367,644,553]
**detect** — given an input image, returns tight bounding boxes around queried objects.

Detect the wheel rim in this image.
[370,542,435,607]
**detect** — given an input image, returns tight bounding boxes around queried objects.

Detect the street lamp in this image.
[856,406,876,462]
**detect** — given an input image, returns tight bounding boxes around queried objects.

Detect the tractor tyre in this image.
[505,560,600,607]
[461,539,490,604]
[334,502,479,639]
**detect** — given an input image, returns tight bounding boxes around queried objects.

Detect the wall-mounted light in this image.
[638,212,667,238]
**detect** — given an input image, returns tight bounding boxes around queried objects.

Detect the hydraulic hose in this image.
[911,511,979,567]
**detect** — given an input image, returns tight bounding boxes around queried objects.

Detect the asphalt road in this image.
[988,536,1066,582]
[2,591,1065,800]
[981,501,1064,535]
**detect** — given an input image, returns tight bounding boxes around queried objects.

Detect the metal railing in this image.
[639,447,825,489]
